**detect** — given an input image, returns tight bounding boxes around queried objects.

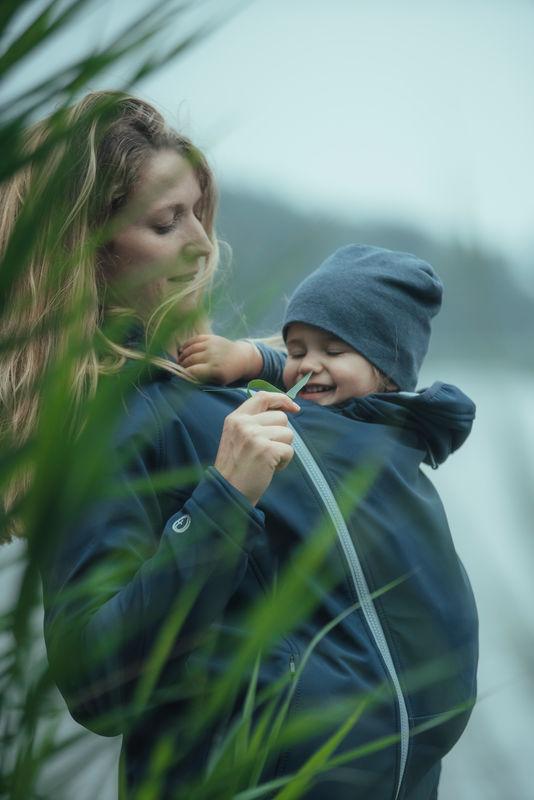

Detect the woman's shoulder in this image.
[101,366,189,461]
[110,368,245,461]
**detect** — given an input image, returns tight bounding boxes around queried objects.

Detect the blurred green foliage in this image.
[0,3,479,799]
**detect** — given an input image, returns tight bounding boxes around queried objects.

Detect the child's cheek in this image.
[282,361,294,391]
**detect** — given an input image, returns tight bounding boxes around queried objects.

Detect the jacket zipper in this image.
[289,422,409,800]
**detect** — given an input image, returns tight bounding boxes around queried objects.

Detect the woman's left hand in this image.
[178,334,263,384]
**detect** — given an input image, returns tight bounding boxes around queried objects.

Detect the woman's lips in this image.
[168,272,198,283]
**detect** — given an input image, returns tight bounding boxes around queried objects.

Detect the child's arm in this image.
[178,334,265,385]
[178,335,287,387]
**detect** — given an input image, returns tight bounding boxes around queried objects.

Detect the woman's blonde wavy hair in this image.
[0,90,219,540]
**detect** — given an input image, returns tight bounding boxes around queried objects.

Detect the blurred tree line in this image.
[215,189,532,367]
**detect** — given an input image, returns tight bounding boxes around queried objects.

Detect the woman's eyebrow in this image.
[150,202,185,216]
[151,194,203,215]
[286,337,306,347]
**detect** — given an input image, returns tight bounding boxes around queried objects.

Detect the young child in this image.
[178,243,442,402]
[175,244,478,798]
[179,245,477,800]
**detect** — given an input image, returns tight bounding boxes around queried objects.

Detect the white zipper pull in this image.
[289,655,296,675]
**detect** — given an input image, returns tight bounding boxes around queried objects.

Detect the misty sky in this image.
[5,0,534,280]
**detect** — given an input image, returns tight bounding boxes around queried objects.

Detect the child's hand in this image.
[178,335,263,385]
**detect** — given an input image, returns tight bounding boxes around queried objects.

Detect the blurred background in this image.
[2,0,533,797]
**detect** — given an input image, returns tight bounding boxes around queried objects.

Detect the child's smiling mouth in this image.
[299,384,335,397]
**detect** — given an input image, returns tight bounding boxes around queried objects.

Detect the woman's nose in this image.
[183,217,212,262]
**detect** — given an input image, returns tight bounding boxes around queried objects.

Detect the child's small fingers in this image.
[179,341,208,359]
[180,352,209,368]
[182,334,210,346]
[179,335,209,353]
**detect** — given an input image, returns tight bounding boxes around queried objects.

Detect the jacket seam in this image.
[133,385,166,466]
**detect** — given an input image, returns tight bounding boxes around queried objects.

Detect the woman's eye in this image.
[326,350,343,356]
[288,352,304,359]
[153,222,175,234]
[153,208,185,234]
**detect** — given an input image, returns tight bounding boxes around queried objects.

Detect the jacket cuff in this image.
[164,467,265,554]
[251,341,286,388]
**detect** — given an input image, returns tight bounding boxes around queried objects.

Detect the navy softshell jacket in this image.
[40,368,478,800]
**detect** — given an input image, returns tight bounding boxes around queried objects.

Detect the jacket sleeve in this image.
[40,390,265,737]
[252,341,287,388]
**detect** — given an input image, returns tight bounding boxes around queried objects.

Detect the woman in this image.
[1,91,478,799]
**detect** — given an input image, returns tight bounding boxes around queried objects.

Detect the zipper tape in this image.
[289,422,409,800]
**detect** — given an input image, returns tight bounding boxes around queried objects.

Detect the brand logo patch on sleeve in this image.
[172,514,191,533]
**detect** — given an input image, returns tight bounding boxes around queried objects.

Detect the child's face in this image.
[283,323,382,405]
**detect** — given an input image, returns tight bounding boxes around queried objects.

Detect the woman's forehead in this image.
[135,149,201,209]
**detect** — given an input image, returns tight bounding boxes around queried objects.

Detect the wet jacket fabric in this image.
[40,368,478,800]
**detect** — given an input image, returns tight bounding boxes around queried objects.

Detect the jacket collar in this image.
[122,322,176,383]
[333,382,476,468]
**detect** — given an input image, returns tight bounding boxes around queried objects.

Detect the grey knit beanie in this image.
[282,244,443,391]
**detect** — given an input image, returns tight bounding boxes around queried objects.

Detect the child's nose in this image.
[299,353,322,374]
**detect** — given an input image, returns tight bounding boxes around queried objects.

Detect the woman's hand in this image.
[214,391,300,506]
[178,334,263,385]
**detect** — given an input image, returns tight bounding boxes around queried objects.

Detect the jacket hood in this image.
[335,382,476,468]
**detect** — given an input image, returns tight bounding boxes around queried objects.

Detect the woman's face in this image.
[107,148,212,319]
